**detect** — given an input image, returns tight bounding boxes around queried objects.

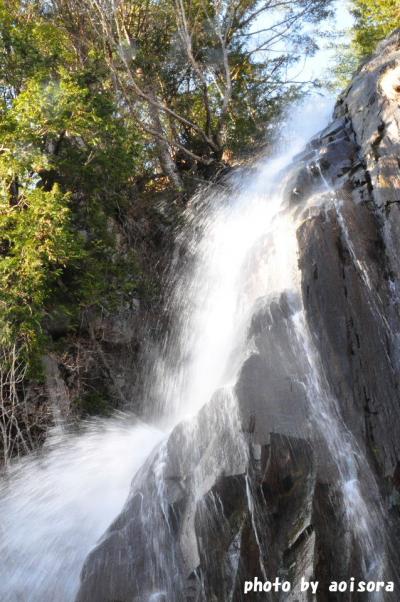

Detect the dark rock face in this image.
[76,32,400,601]
[299,30,400,491]
[236,292,309,444]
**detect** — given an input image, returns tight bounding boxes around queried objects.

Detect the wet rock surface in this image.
[235,291,309,444]
[76,32,400,601]
[299,30,400,497]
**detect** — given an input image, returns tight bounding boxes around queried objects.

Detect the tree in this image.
[0,0,149,460]
[333,0,400,89]
[351,0,400,58]
[52,0,334,184]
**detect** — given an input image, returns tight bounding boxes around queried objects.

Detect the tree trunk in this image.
[148,98,183,191]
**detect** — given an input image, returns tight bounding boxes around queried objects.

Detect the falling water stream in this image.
[0,99,392,600]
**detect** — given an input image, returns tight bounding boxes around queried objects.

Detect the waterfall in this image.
[0,97,394,601]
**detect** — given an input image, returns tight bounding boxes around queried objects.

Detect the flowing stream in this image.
[0,99,392,600]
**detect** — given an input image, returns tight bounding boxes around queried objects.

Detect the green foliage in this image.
[334,0,400,88]
[0,1,148,374]
[351,0,400,58]
[75,0,334,167]
[0,186,84,364]
[0,0,71,101]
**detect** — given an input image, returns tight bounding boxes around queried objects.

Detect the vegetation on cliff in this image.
[351,0,400,58]
[335,1,400,86]
[0,0,398,462]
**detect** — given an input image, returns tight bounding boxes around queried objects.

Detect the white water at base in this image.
[0,418,163,601]
[0,97,391,600]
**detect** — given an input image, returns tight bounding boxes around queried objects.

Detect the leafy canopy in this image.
[0,0,146,369]
[351,0,400,58]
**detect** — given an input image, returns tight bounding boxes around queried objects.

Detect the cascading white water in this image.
[0,97,392,601]
[151,99,333,424]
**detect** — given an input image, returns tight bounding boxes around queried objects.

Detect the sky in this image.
[301,0,354,81]
[250,0,355,84]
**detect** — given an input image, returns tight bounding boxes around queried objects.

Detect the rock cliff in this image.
[76,31,400,601]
